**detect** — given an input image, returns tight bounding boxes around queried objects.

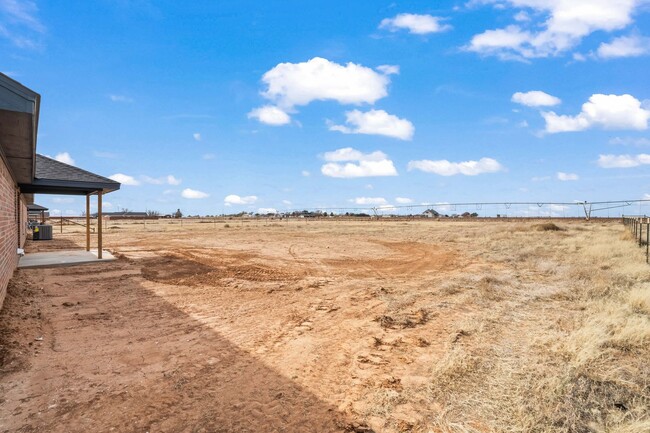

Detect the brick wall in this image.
[19,193,27,247]
[0,157,22,310]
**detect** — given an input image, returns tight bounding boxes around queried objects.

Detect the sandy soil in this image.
[0,219,646,432]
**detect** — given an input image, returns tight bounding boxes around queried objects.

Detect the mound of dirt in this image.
[141,253,302,285]
[532,222,564,232]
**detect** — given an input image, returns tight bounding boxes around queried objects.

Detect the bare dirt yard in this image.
[1,219,649,433]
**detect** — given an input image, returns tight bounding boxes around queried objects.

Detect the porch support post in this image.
[86,194,90,251]
[97,191,103,259]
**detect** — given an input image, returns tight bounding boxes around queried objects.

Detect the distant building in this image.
[27,204,49,223]
[423,209,440,218]
[99,211,149,220]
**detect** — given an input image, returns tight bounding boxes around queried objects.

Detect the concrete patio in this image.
[18,250,116,269]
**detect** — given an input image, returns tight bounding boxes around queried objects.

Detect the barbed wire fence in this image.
[622,216,650,264]
[277,199,650,220]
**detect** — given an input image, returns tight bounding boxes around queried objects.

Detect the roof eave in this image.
[19,179,121,195]
[0,73,40,185]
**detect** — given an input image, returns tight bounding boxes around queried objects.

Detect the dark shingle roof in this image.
[27,204,48,211]
[35,154,116,184]
[18,154,120,195]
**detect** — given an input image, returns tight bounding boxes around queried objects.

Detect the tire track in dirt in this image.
[323,240,461,280]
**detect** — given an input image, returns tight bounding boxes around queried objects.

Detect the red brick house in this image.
[0,73,120,309]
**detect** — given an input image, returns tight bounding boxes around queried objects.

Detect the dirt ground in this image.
[0,219,648,433]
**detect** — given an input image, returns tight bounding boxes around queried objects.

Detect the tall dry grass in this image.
[414,221,650,433]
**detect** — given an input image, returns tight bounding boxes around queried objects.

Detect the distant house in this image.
[99,211,149,220]
[423,209,440,218]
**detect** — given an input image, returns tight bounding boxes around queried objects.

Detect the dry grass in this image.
[399,222,650,432]
[532,222,565,231]
[629,284,650,315]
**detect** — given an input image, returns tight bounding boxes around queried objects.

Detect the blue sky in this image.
[2,0,650,216]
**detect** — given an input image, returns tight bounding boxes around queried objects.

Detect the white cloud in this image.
[609,137,650,147]
[597,154,650,168]
[557,172,579,181]
[109,173,140,186]
[141,175,182,185]
[512,91,561,107]
[549,205,569,215]
[109,94,134,103]
[466,25,533,60]
[202,153,216,160]
[0,0,44,48]
[467,0,641,60]
[379,13,452,34]
[597,35,650,59]
[513,11,530,22]
[224,194,258,205]
[352,197,388,205]
[193,132,202,141]
[543,94,650,133]
[376,65,400,75]
[322,148,387,162]
[54,152,75,166]
[408,157,504,176]
[395,197,413,204]
[258,208,277,214]
[320,147,398,178]
[329,109,414,140]
[322,160,398,178]
[282,200,292,206]
[258,57,390,110]
[573,52,587,62]
[247,105,291,126]
[0,1,44,32]
[430,202,452,212]
[301,170,311,177]
[167,175,181,185]
[531,176,551,182]
[52,197,74,204]
[181,188,209,199]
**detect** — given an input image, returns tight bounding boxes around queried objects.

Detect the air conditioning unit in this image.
[34,224,53,241]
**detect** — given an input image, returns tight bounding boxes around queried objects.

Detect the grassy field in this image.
[1,219,648,432]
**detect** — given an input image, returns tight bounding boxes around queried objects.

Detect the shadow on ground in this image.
[0,250,355,432]
[24,235,82,253]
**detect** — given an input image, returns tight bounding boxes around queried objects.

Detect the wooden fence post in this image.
[646,222,649,264]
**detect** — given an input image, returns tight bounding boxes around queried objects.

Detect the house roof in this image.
[27,204,48,211]
[18,154,120,195]
[1,74,120,196]
[0,72,40,185]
